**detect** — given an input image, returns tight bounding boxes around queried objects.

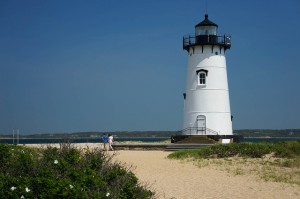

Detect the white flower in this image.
[11,149,14,151]
[21,195,24,199]
[69,184,73,189]
[106,192,110,197]
[54,160,58,164]
[11,186,16,191]
[25,187,30,192]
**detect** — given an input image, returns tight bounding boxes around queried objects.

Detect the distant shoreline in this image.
[1,136,300,139]
[1,136,300,145]
[0,136,171,140]
[243,136,300,138]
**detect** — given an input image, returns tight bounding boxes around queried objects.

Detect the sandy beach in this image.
[114,150,299,199]
[25,143,300,199]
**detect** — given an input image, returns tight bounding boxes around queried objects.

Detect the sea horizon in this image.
[1,137,300,145]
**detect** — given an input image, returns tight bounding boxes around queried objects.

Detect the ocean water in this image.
[0,137,170,144]
[0,137,299,144]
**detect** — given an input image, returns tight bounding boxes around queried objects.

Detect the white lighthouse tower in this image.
[182,14,232,136]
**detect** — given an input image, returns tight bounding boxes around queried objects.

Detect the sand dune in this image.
[114,151,299,199]
[25,143,300,199]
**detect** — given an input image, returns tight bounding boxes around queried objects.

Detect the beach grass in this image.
[168,141,300,185]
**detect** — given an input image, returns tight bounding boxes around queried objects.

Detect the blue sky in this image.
[1,0,300,134]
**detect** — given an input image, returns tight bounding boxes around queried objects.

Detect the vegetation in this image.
[0,144,154,198]
[233,129,300,137]
[168,141,300,185]
[168,141,300,159]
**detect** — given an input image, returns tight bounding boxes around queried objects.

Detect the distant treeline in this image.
[1,129,299,138]
[0,131,176,139]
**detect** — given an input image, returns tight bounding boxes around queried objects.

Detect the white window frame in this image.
[198,71,206,86]
[196,69,208,86]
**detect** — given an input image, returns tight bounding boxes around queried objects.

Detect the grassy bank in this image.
[168,141,300,185]
[0,143,154,198]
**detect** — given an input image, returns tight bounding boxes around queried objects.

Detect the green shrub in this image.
[168,141,300,160]
[273,141,300,158]
[0,144,154,198]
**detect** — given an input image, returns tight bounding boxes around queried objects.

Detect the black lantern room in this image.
[183,14,231,52]
[195,14,218,36]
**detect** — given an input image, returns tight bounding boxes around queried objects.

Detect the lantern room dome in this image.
[195,14,218,36]
[195,14,218,27]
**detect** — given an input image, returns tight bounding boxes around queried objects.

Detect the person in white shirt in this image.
[108,134,114,151]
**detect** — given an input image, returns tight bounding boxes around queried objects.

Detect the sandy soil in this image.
[113,151,300,199]
[25,144,300,199]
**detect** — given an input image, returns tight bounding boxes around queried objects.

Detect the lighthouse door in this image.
[196,115,206,135]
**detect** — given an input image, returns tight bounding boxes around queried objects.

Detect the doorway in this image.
[196,115,206,135]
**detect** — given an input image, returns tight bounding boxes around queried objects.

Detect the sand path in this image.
[113,150,300,199]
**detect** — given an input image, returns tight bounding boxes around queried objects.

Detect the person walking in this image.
[102,133,108,151]
[108,134,114,151]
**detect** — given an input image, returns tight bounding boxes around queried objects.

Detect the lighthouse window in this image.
[196,26,217,36]
[198,72,206,85]
[196,69,208,86]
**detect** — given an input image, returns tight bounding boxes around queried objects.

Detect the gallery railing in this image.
[183,34,231,50]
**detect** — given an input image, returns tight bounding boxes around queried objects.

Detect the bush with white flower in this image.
[0,143,154,198]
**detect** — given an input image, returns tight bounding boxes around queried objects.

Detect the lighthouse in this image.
[182,14,232,136]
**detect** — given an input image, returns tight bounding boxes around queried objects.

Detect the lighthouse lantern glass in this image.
[195,26,217,36]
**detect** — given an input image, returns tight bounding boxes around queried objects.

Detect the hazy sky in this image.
[1,0,300,134]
